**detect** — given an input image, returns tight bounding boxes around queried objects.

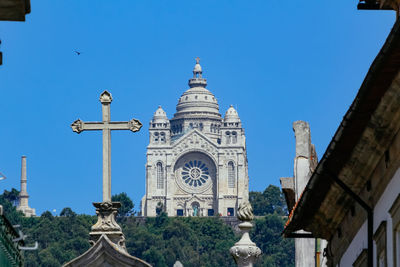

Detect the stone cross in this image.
[195,57,200,64]
[71,91,142,202]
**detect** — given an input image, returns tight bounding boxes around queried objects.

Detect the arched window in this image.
[226,131,231,144]
[160,132,166,143]
[232,131,237,144]
[154,132,159,142]
[157,162,164,189]
[228,161,235,188]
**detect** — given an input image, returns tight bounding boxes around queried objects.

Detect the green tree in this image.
[0,188,24,224]
[250,185,287,216]
[252,214,295,266]
[0,186,294,266]
[111,192,135,217]
[3,188,20,206]
[60,207,77,217]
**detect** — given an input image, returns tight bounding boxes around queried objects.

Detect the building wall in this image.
[143,129,249,217]
[338,167,400,267]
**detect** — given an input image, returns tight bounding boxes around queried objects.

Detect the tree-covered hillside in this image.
[0,186,293,267]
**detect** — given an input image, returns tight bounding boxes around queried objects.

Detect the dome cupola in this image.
[173,58,221,120]
[152,106,168,123]
[224,105,241,123]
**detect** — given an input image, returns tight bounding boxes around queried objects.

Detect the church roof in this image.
[224,105,240,123]
[152,106,168,123]
[62,234,151,267]
[173,59,221,120]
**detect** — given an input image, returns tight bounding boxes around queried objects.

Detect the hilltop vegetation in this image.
[0,185,293,267]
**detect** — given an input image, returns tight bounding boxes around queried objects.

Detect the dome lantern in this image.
[173,58,221,120]
[188,57,207,88]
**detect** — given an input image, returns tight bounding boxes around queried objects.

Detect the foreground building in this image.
[141,59,249,217]
[284,19,400,266]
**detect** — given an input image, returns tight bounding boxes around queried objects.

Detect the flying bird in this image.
[74,50,81,55]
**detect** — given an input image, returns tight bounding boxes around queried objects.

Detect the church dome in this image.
[152,106,168,123]
[173,58,221,120]
[224,105,241,123]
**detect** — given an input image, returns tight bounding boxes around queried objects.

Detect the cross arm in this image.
[71,118,142,133]
[107,119,143,131]
[71,120,104,133]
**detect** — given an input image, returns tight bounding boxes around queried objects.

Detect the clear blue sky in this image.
[0,1,395,215]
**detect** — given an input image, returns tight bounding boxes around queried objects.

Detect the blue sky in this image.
[0,1,395,215]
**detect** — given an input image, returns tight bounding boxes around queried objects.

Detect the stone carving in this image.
[230,202,261,267]
[129,118,143,132]
[99,90,112,103]
[237,201,254,222]
[89,202,126,251]
[91,202,121,232]
[174,152,215,194]
[173,131,217,156]
[71,119,83,133]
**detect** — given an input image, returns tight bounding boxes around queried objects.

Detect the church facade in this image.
[141,59,249,217]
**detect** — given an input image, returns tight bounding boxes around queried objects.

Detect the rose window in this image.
[181,160,209,187]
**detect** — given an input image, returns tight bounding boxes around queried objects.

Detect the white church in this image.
[141,59,249,217]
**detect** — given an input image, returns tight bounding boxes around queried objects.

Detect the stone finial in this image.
[190,57,207,88]
[193,57,202,77]
[71,119,83,133]
[237,201,254,221]
[100,90,113,104]
[128,118,143,132]
[230,202,261,267]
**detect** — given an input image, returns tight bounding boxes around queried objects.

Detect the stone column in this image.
[17,156,36,217]
[20,156,28,207]
[293,121,315,267]
[230,202,261,267]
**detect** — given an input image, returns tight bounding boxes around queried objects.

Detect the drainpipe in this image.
[316,239,321,267]
[325,171,373,267]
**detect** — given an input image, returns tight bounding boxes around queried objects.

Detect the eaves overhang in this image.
[284,19,400,240]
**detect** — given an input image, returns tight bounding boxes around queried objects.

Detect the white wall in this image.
[338,167,400,267]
